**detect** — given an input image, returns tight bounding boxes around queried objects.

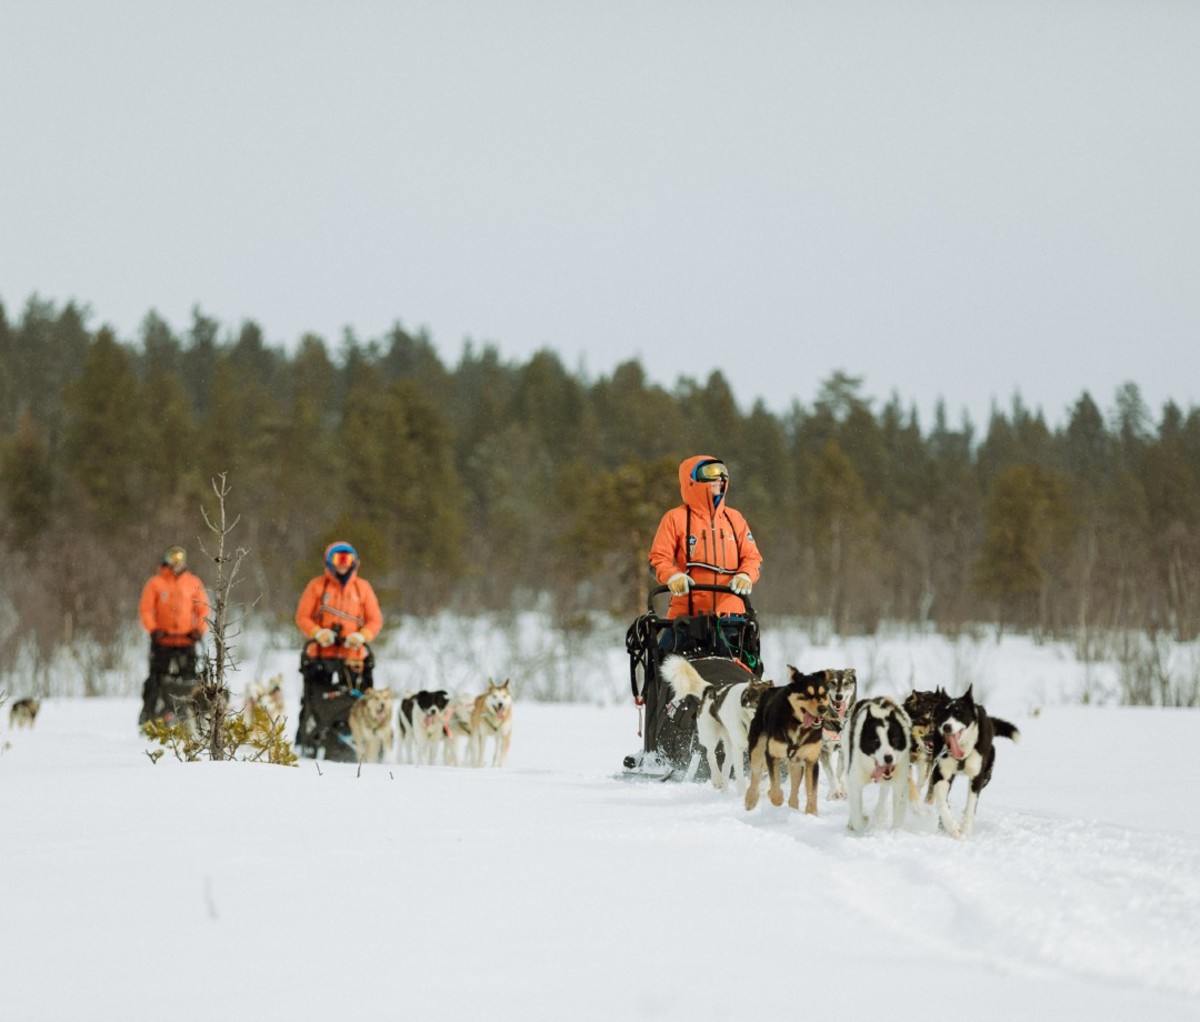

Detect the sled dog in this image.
[744,666,828,815]
[660,654,773,791]
[243,675,286,731]
[902,687,942,805]
[440,692,475,766]
[818,668,857,799]
[9,697,40,729]
[348,687,395,764]
[928,686,1020,839]
[468,679,513,768]
[397,689,450,765]
[845,696,913,832]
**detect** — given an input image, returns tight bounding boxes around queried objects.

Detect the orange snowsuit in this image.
[139,566,210,647]
[648,454,762,619]
[295,552,383,661]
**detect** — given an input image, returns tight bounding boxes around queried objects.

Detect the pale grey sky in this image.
[3,1,1198,431]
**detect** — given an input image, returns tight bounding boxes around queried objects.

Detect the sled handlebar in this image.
[648,582,755,616]
[300,635,374,657]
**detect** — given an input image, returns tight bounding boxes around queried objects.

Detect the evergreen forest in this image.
[3,296,1199,678]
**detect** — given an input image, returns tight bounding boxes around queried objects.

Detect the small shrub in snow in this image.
[142,709,297,766]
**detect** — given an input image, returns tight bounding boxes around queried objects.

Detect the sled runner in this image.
[623,583,763,782]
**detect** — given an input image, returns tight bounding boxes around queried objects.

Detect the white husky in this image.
[660,655,772,792]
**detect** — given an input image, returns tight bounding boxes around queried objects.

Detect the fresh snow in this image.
[3,629,1200,1020]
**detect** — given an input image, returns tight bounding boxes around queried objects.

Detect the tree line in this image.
[1,296,1198,681]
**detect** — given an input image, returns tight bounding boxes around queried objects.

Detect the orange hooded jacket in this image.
[648,454,762,619]
[139,566,210,647]
[295,543,384,660]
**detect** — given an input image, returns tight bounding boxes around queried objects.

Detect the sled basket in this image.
[294,650,375,762]
[623,583,764,781]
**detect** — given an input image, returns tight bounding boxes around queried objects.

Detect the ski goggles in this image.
[329,548,356,572]
[691,461,729,482]
[163,546,187,570]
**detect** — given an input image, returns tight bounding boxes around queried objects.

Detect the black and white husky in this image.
[819,668,857,799]
[397,689,450,765]
[660,655,772,792]
[928,685,1020,839]
[845,696,913,832]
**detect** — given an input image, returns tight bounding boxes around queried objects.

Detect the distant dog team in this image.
[232,674,515,768]
[390,679,513,768]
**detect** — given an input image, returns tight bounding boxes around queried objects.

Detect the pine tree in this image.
[60,327,145,533]
[802,439,878,631]
[564,455,678,615]
[0,408,54,548]
[973,463,1072,634]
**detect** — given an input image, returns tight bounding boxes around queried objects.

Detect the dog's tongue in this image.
[947,730,965,759]
[803,712,818,728]
[871,764,894,781]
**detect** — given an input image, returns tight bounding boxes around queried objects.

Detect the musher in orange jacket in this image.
[648,454,762,619]
[138,545,210,725]
[295,540,383,679]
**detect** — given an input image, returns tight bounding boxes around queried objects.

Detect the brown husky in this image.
[9,697,41,729]
[348,687,395,764]
[744,667,829,814]
[902,687,943,804]
[468,679,513,768]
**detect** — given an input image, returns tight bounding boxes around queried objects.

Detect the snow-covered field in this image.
[3,630,1199,1020]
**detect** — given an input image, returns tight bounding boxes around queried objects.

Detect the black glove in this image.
[188,630,202,642]
[151,630,165,643]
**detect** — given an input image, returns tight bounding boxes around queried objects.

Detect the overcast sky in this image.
[3,1,1198,432]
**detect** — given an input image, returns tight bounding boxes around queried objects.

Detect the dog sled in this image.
[294,641,376,763]
[139,645,201,729]
[622,583,764,782]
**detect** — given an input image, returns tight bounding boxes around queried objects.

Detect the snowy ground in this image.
[4,625,1200,1020]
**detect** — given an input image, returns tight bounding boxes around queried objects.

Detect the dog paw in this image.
[769,790,784,807]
